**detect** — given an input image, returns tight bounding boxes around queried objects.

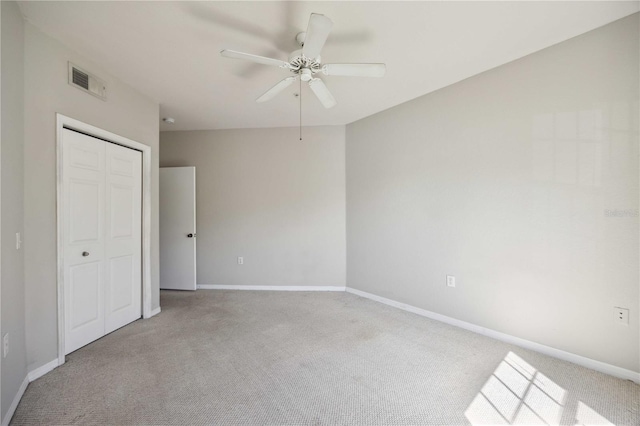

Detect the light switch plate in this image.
[3,333,8,358]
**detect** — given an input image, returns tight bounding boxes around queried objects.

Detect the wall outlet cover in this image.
[614,307,629,325]
[446,275,456,287]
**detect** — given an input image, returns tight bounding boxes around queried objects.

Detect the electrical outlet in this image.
[614,307,629,325]
[16,232,21,250]
[237,256,244,265]
[446,275,456,287]
[3,333,9,358]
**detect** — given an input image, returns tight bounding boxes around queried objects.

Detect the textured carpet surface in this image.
[11,290,640,425]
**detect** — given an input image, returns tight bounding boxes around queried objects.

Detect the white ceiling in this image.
[18,1,639,131]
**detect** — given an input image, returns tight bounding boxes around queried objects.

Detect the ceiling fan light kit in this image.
[220,13,386,109]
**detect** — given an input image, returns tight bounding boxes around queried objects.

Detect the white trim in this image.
[56,114,153,364]
[0,4,3,421]
[197,285,346,292]
[2,359,60,425]
[0,3,3,419]
[346,287,640,384]
[1,376,28,426]
[149,307,161,317]
[27,358,59,382]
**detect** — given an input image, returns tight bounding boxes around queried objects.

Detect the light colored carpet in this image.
[11,290,639,425]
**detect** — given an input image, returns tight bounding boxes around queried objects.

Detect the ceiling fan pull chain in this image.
[299,77,303,141]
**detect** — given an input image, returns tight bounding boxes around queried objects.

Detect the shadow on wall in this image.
[465,351,614,425]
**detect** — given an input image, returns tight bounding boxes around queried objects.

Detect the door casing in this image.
[56,113,153,366]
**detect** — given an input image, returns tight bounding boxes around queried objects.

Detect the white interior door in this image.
[104,142,142,333]
[63,130,106,354]
[63,129,142,354]
[160,167,197,290]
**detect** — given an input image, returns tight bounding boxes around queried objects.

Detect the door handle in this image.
[187,233,196,238]
[82,251,90,257]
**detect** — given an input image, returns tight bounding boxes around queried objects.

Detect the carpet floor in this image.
[11,290,639,425]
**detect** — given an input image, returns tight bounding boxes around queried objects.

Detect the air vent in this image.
[68,62,107,100]
[72,67,89,90]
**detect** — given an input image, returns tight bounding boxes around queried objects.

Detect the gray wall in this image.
[160,127,346,288]
[346,14,639,372]
[23,23,160,372]
[1,1,27,421]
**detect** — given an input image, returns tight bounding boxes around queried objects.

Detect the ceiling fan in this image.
[220,13,386,109]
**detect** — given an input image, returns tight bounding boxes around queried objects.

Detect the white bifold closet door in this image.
[63,128,142,355]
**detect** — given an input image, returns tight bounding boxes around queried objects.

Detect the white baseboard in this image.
[197,285,346,292]
[2,358,59,425]
[346,287,640,384]
[28,358,59,382]
[149,306,161,317]
[2,375,28,426]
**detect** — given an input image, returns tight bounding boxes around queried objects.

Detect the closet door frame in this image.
[56,114,153,366]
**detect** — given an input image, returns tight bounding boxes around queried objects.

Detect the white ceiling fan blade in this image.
[308,78,337,109]
[323,63,386,78]
[302,13,333,60]
[256,76,298,103]
[220,49,290,68]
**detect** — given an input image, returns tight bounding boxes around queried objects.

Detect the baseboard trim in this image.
[197,285,346,292]
[149,306,161,317]
[3,359,59,425]
[346,287,640,383]
[28,358,59,382]
[2,375,28,426]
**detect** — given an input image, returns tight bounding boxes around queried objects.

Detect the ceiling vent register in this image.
[68,62,107,101]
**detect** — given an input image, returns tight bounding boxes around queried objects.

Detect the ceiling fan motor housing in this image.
[289,50,322,76]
